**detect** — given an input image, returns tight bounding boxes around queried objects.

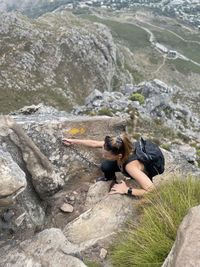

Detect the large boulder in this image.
[0,113,127,244]
[1,115,64,199]
[162,205,200,267]
[0,228,87,267]
[0,148,26,206]
[10,113,126,184]
[63,191,138,253]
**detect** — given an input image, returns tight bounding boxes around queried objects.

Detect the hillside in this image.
[79,10,200,115]
[0,11,134,113]
[0,8,199,118]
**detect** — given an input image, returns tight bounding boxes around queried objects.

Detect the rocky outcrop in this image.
[0,108,199,266]
[170,143,197,166]
[74,79,200,143]
[63,182,138,254]
[0,228,87,267]
[162,205,200,267]
[0,148,27,206]
[0,11,131,114]
[1,115,64,199]
[0,113,127,244]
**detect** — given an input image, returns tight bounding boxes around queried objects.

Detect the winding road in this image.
[94,12,200,69]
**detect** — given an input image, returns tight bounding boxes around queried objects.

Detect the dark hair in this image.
[104,133,133,163]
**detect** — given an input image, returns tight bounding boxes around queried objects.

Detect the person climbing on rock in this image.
[62,133,165,197]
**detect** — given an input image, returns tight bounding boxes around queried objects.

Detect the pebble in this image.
[15,212,26,227]
[60,203,74,213]
[100,248,107,259]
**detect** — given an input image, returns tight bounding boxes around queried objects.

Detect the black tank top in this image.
[121,153,155,180]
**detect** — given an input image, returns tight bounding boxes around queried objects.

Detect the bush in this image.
[98,108,113,116]
[129,93,145,105]
[83,259,101,267]
[110,176,200,267]
[161,143,171,151]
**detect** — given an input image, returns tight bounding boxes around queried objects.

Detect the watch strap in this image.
[127,187,132,196]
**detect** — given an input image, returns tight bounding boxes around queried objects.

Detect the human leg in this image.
[96,160,120,182]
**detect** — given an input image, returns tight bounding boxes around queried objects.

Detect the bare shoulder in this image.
[125,160,144,171]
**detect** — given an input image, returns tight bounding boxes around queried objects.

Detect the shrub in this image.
[161,143,171,151]
[110,176,200,267]
[129,93,145,105]
[98,108,113,116]
[83,259,101,267]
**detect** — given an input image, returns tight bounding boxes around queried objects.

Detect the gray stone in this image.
[162,205,200,267]
[100,248,108,259]
[63,193,138,253]
[85,181,112,209]
[0,228,87,267]
[0,148,27,201]
[170,144,197,164]
[60,203,74,213]
[1,115,64,199]
[85,89,103,106]
[74,79,200,143]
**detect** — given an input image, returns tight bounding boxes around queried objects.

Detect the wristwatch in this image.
[127,187,132,196]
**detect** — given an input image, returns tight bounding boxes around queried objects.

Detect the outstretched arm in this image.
[109,160,155,197]
[62,138,104,148]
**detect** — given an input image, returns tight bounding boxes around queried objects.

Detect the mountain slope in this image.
[0,11,133,113]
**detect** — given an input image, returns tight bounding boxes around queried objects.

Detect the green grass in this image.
[0,87,73,114]
[83,259,101,267]
[129,93,145,105]
[148,17,200,42]
[124,63,144,84]
[196,148,200,167]
[166,58,200,75]
[98,107,113,116]
[152,29,200,64]
[160,143,171,151]
[81,15,150,52]
[110,176,200,267]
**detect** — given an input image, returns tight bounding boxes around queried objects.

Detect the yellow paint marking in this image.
[63,127,86,136]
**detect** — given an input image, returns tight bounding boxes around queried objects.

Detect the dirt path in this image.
[152,55,166,75]
[93,12,200,68]
[135,14,200,45]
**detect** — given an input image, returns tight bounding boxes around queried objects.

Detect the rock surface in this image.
[60,203,74,213]
[162,205,200,267]
[73,79,200,143]
[0,228,87,267]
[0,109,199,267]
[0,114,127,245]
[63,192,138,253]
[0,148,27,205]
[1,115,64,199]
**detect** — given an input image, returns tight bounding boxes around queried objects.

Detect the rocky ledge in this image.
[0,111,199,266]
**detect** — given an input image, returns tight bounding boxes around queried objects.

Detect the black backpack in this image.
[135,137,165,175]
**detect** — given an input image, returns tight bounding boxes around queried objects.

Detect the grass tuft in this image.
[129,93,145,105]
[110,176,200,267]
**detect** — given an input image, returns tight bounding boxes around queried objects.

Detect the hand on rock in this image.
[109,180,129,195]
[62,138,76,146]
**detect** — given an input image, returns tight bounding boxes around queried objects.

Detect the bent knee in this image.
[101,160,115,172]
